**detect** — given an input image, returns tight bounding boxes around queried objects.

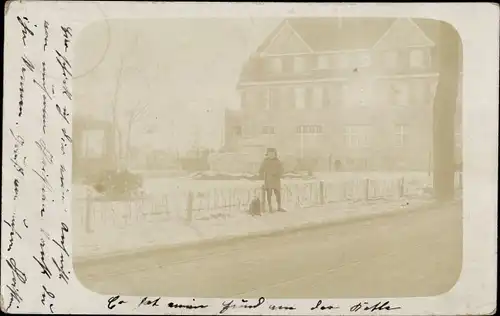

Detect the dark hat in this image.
[266,147,277,154]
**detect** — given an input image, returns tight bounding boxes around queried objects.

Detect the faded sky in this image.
[73,18,280,152]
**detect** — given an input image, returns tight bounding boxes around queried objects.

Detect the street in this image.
[74,200,462,298]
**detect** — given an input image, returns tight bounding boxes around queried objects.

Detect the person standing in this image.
[259,148,284,213]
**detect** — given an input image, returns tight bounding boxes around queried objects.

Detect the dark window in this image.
[233,126,242,136]
[297,125,323,134]
[262,126,275,135]
[282,56,294,73]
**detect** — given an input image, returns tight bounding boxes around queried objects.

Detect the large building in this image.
[225,17,462,171]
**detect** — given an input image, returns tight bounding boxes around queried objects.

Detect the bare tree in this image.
[109,33,151,169]
[124,101,150,166]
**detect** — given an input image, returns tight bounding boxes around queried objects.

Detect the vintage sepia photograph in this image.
[71,16,464,299]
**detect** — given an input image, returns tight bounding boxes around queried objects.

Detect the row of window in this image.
[258,124,407,147]
[262,125,324,135]
[242,80,435,110]
[265,49,431,74]
[234,124,462,148]
[262,125,462,148]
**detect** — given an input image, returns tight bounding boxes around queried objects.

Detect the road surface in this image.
[74,201,462,298]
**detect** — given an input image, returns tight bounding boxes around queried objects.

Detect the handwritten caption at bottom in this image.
[107,295,401,314]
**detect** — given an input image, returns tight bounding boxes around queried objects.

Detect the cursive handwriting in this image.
[19,56,35,117]
[52,222,69,256]
[108,296,127,310]
[7,258,28,284]
[350,301,402,312]
[4,215,22,251]
[35,139,54,164]
[17,16,35,47]
[13,178,20,200]
[220,297,266,314]
[55,103,70,124]
[268,304,296,311]
[138,297,160,308]
[61,26,72,53]
[34,63,53,135]
[51,256,69,284]
[44,21,49,51]
[33,233,53,279]
[5,258,28,311]
[61,128,72,142]
[60,164,67,203]
[10,129,26,176]
[167,300,209,310]
[41,285,55,313]
[311,299,340,310]
[51,222,70,283]
[55,49,72,101]
[33,139,54,217]
[34,61,53,98]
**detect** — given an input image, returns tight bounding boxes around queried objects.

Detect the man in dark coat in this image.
[259,148,284,213]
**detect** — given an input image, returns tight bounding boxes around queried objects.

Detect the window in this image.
[317,55,330,69]
[344,126,371,148]
[233,126,242,137]
[240,90,248,109]
[412,79,429,104]
[345,83,371,107]
[341,84,349,106]
[83,130,105,158]
[394,125,407,147]
[311,86,324,109]
[383,50,399,68]
[390,81,409,106]
[297,125,323,134]
[295,87,307,109]
[267,57,282,73]
[455,126,462,148]
[358,84,371,106]
[325,85,337,107]
[269,88,281,110]
[262,126,275,135]
[410,49,428,68]
[356,52,371,68]
[294,56,308,73]
[263,88,270,110]
[333,53,349,68]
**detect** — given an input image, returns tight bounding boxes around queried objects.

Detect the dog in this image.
[247,196,262,216]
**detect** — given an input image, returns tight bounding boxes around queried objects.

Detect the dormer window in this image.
[410,49,429,69]
[267,57,282,73]
[334,53,350,68]
[294,56,308,73]
[317,55,330,69]
[356,52,371,68]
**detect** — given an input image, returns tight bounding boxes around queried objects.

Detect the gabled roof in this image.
[257,18,393,53]
[256,17,441,54]
[239,18,449,86]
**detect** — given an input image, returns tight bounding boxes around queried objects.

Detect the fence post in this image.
[85,189,93,233]
[319,181,325,205]
[364,178,370,201]
[260,185,266,213]
[399,177,405,198]
[186,191,194,223]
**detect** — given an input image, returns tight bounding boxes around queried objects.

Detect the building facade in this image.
[73,116,116,181]
[225,17,462,171]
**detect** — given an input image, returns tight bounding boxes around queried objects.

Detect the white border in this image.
[1,2,498,315]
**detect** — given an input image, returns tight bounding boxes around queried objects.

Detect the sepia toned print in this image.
[71,17,463,298]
